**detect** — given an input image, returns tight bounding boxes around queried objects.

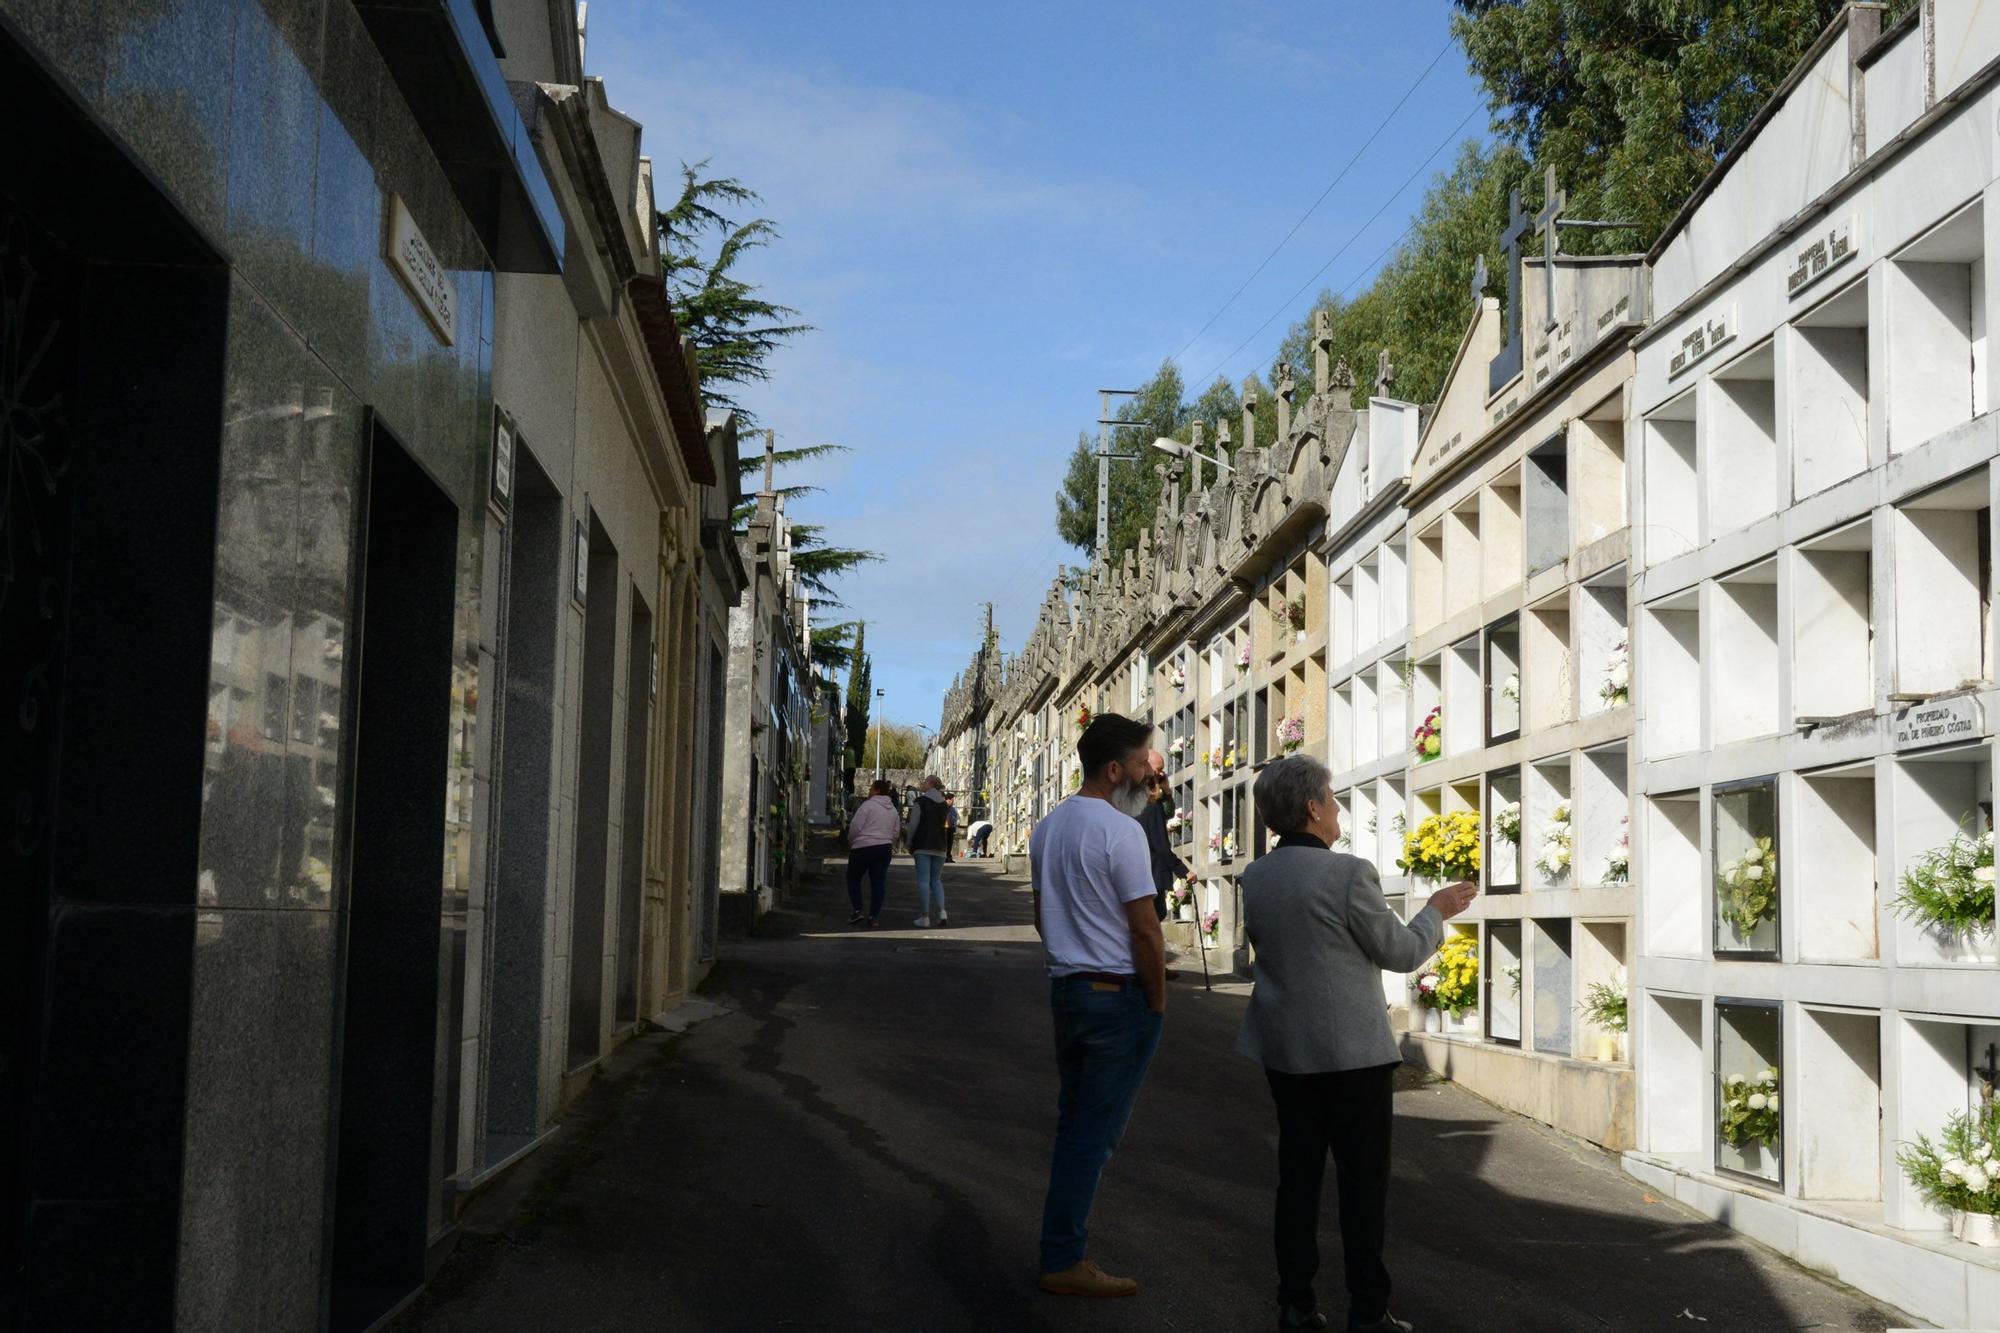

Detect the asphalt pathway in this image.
[404,853,1917,1333]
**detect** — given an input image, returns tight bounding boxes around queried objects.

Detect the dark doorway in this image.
[1,23,230,1326]
[482,444,562,1164]
[328,420,459,1332]
[566,514,620,1069]
[615,591,654,1026]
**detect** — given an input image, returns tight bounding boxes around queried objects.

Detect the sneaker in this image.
[913,915,931,928]
[1347,1315,1413,1332]
[1038,1259,1137,1298]
[937,915,949,928]
[848,911,865,925]
[865,917,879,928]
[1278,1305,1330,1330]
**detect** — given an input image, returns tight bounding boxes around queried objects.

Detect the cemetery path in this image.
[402,857,1918,1333]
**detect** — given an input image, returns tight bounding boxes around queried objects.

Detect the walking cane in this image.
[1187,873,1212,993]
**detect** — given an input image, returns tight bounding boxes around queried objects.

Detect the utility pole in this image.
[873,686,885,780]
[1094,388,1142,560]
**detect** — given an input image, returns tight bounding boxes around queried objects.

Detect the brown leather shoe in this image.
[1038,1258,1138,1298]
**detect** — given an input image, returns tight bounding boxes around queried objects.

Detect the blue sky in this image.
[588,1,1490,734]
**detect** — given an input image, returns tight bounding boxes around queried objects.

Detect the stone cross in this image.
[1499,184,1532,354]
[1375,348,1395,399]
[1471,252,1489,307]
[1312,309,1333,395]
[1534,164,1567,333]
[761,428,776,495]
[1188,420,1205,493]
[1241,375,1258,453]
[1275,359,1296,441]
[1215,419,1233,470]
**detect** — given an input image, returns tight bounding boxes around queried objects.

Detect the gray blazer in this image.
[1234,844,1444,1074]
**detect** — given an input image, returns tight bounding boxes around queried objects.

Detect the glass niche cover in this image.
[1714,1001,1783,1185]
[1713,778,1779,957]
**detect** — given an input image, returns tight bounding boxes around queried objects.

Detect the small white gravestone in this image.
[386,194,456,347]
[1892,695,1983,751]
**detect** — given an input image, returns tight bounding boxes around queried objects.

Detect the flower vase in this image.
[1423,1007,1441,1033]
[1720,1140,1778,1180]
[1960,1211,2000,1247]
[1595,1032,1621,1063]
[1177,902,1194,923]
[1295,629,1306,644]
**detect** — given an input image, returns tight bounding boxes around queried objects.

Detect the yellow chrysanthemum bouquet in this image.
[1396,810,1482,883]
[1416,933,1480,1016]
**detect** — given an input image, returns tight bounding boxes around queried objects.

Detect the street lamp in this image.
[873,686,886,779]
[1150,435,1233,474]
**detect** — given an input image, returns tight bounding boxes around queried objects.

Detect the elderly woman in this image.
[1236,754,1476,1333]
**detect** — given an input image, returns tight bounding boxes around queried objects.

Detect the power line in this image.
[1166,38,1459,368]
[1187,102,1484,390]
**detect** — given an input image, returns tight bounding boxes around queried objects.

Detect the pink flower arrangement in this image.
[1412,705,1442,762]
[1236,642,1251,669]
[1201,909,1220,941]
[1277,715,1306,753]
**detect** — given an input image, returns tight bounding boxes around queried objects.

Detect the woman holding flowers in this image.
[1236,755,1477,1333]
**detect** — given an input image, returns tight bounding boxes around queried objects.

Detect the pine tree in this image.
[843,623,872,770]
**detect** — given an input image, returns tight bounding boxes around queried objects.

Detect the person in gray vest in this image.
[1237,754,1476,1333]
[904,775,952,927]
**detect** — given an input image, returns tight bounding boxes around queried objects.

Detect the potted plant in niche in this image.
[1287,596,1307,643]
[1599,636,1630,707]
[1397,811,1481,886]
[1236,642,1251,673]
[1414,968,1445,1032]
[1578,981,1628,1062]
[1491,798,1522,850]
[1897,1102,2000,1246]
[1200,907,1221,946]
[1276,715,1305,754]
[1535,802,1573,884]
[1894,821,1997,963]
[1426,933,1479,1033]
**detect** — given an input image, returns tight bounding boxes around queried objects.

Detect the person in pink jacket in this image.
[845,779,902,926]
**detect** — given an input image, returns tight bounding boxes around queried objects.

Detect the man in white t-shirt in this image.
[1030,713,1166,1300]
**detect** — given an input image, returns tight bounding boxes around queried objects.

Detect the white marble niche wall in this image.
[1484,466,1525,598]
[1705,342,1779,540]
[1444,495,1482,622]
[1890,745,1995,966]
[1887,200,1987,454]
[1711,559,1781,746]
[1643,791,1704,956]
[1329,680,1356,775]
[1795,1005,1882,1202]
[1576,742,1629,889]
[1789,279,1871,499]
[1376,658,1409,761]
[1413,520,1445,634]
[1892,471,1989,699]
[1525,436,1569,576]
[1642,992,1705,1157]
[1374,773,1407,871]
[1642,588,1702,757]
[1524,591,1574,733]
[1353,670,1380,768]
[1444,635,1482,756]
[1793,763,1879,963]
[1354,555,1382,659]
[1332,571,1356,668]
[1576,919,1628,1061]
[1577,568,1629,719]
[1379,537,1409,644]
[1572,412,1626,551]
[1792,521,1874,721]
[1643,387,1699,566]
[1528,757,1573,889]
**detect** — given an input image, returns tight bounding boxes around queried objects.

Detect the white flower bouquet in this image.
[1599,637,1630,707]
[1491,799,1522,847]
[1500,672,1520,703]
[1534,802,1572,880]
[1720,1066,1781,1149]
[1899,1102,2000,1241]
[1717,838,1778,936]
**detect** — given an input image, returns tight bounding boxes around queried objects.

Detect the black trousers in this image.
[1265,1063,1396,1321]
[845,844,891,917]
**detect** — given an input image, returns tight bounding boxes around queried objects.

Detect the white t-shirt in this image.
[1031,794,1155,977]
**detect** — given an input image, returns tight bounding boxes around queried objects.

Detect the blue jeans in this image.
[1039,976,1163,1272]
[845,844,891,917]
[913,852,946,916]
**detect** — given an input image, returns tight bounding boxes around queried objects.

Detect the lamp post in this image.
[873,686,886,780]
[1149,435,1233,474]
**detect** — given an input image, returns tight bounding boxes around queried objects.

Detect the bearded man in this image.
[1028,713,1166,1300]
